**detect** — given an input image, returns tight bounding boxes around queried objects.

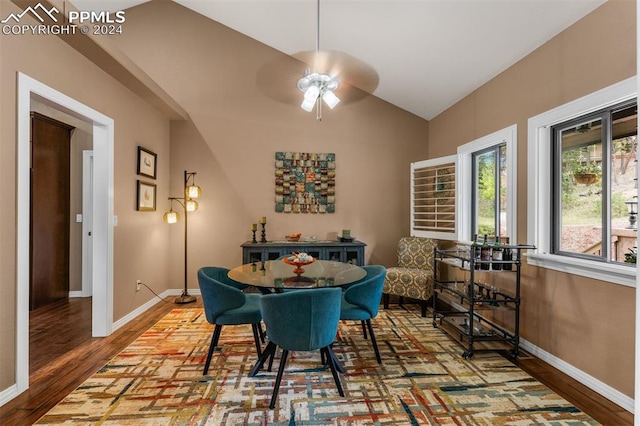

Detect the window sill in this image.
[526,253,636,288]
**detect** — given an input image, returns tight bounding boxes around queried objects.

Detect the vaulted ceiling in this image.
[71,0,606,120]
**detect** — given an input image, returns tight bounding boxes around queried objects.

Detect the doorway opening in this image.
[16,73,114,394]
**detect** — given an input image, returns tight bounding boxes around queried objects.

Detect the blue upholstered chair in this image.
[199,266,249,291]
[252,288,344,409]
[340,265,387,364]
[197,267,263,375]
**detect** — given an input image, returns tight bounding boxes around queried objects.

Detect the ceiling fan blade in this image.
[256,50,379,107]
[292,50,379,95]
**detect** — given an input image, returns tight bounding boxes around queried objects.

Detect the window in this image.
[551,102,637,264]
[527,77,637,287]
[411,126,516,242]
[458,125,517,244]
[472,143,508,240]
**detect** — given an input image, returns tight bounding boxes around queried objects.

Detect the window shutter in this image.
[411,155,457,240]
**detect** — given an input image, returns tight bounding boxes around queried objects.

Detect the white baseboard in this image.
[112,288,201,332]
[68,291,90,298]
[519,338,634,413]
[0,384,18,408]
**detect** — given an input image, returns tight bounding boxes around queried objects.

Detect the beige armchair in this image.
[383,236,438,317]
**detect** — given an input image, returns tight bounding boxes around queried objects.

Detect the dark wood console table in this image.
[241,240,366,266]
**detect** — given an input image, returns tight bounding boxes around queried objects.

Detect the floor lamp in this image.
[163,170,201,304]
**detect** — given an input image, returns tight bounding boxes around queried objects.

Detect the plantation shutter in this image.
[411,155,458,240]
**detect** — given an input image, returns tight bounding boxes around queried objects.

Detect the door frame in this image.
[16,73,114,393]
[81,150,94,297]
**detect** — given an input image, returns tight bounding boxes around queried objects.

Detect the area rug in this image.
[36,307,598,425]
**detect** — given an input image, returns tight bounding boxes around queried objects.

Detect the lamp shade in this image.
[300,97,316,112]
[163,210,179,224]
[322,90,340,109]
[186,184,201,199]
[186,199,199,212]
[303,85,320,102]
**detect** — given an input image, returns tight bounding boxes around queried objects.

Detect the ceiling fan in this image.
[256,0,379,121]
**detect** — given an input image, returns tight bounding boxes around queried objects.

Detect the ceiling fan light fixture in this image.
[322,89,340,109]
[303,84,320,102]
[301,97,316,112]
[297,72,340,116]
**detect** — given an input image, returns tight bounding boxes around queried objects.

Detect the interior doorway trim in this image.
[16,73,114,393]
[81,150,94,297]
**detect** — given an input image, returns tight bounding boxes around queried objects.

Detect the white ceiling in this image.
[71,0,606,120]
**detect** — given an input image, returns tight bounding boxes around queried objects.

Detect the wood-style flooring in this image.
[0,297,632,425]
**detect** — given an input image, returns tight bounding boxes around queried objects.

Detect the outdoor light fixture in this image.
[296,0,340,121]
[163,170,201,304]
[625,197,638,229]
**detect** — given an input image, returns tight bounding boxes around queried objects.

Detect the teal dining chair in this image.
[199,266,249,291]
[197,267,263,375]
[340,265,387,364]
[253,287,344,409]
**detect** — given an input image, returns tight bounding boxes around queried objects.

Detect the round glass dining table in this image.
[228,259,366,291]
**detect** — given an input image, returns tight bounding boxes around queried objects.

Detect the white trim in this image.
[16,73,114,395]
[0,384,18,408]
[520,337,634,413]
[81,150,94,298]
[457,124,517,242]
[526,253,635,288]
[526,77,636,280]
[112,289,202,331]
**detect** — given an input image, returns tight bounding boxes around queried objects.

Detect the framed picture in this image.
[137,180,156,211]
[137,146,157,179]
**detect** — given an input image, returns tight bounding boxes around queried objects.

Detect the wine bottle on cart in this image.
[473,234,481,270]
[492,236,502,270]
[502,237,513,270]
[480,234,491,270]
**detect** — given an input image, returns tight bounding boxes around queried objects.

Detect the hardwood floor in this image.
[0,297,632,425]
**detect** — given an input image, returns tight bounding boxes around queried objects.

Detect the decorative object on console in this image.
[259,216,267,243]
[286,232,302,242]
[275,151,335,214]
[163,170,202,304]
[251,223,258,243]
[340,229,353,242]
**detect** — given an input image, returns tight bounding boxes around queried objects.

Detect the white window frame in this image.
[527,76,637,287]
[457,125,518,244]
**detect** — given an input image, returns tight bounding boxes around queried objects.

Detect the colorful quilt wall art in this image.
[274,151,335,213]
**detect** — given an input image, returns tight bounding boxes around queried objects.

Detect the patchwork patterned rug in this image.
[36,307,598,425]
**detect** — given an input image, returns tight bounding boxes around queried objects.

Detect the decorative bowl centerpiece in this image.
[282,252,315,274]
[285,232,302,242]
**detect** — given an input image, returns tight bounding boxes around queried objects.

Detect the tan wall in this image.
[113,1,430,291]
[0,1,172,391]
[428,0,636,397]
